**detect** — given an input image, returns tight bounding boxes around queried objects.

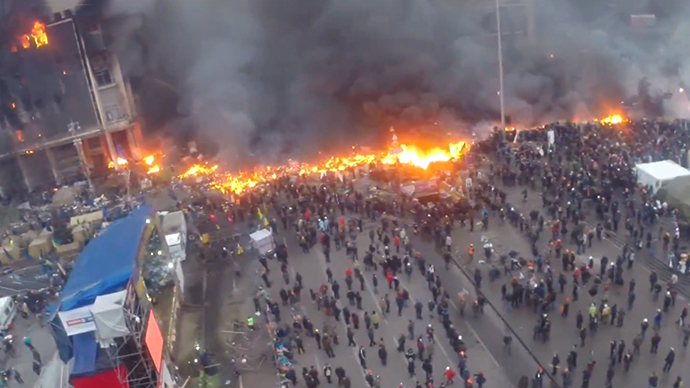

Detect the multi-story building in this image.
[0,0,142,199]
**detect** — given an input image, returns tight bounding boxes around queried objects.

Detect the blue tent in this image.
[49,205,153,364]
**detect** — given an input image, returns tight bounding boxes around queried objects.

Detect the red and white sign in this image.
[58,305,96,336]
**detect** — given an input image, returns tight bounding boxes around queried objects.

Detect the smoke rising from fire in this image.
[102,0,690,160]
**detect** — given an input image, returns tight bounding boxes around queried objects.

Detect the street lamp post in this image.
[495,0,507,128]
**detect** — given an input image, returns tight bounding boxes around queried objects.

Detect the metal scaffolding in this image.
[98,288,159,388]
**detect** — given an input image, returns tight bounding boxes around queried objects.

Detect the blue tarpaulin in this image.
[70,332,97,376]
[50,205,152,365]
[51,205,152,313]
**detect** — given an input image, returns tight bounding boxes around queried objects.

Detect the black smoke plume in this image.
[99,0,690,161]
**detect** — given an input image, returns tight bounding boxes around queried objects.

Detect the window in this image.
[94,69,113,87]
[104,105,122,122]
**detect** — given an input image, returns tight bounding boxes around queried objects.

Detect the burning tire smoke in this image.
[102,0,690,161]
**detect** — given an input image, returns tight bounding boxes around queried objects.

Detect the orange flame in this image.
[27,22,49,48]
[143,155,161,174]
[17,22,48,49]
[180,141,469,195]
[181,164,219,178]
[381,143,465,169]
[147,165,161,174]
[19,35,30,49]
[599,114,624,124]
[108,157,128,169]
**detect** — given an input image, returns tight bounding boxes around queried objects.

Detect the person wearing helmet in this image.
[444,367,456,384]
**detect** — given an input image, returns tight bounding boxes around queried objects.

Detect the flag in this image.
[257,209,269,228]
[51,236,61,249]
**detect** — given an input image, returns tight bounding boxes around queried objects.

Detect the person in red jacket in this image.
[444,366,456,384]
[386,271,394,289]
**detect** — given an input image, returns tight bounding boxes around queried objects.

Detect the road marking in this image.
[350,347,369,380]
[438,283,501,368]
[401,287,470,369]
[0,285,19,292]
[359,272,388,324]
[288,251,369,383]
[238,375,243,388]
[13,265,40,274]
[314,354,321,373]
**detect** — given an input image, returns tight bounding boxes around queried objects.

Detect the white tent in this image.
[636,160,690,193]
[91,290,129,346]
[161,211,187,261]
[165,232,186,261]
[250,228,274,254]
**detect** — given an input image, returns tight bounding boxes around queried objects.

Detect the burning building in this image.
[0,0,142,199]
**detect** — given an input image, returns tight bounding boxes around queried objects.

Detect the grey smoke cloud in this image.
[102,0,690,158]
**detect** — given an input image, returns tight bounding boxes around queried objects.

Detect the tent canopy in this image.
[165,233,182,246]
[637,160,690,182]
[92,290,129,343]
[656,176,690,221]
[636,160,690,192]
[49,205,152,314]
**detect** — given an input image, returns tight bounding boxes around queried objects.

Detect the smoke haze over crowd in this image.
[102,0,690,161]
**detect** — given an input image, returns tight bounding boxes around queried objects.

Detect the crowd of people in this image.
[465,119,690,388]
[199,118,690,388]
[242,188,493,388]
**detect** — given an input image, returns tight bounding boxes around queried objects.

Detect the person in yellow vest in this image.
[247,316,255,330]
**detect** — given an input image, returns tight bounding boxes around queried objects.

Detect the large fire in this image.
[143,155,161,174]
[598,114,625,125]
[179,141,468,194]
[18,22,49,50]
[169,113,624,195]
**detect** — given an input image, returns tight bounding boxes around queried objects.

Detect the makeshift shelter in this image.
[636,160,690,193]
[160,211,187,261]
[250,228,275,254]
[656,176,690,221]
[48,205,152,368]
[91,290,129,346]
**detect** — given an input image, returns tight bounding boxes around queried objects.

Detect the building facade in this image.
[0,3,142,198]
